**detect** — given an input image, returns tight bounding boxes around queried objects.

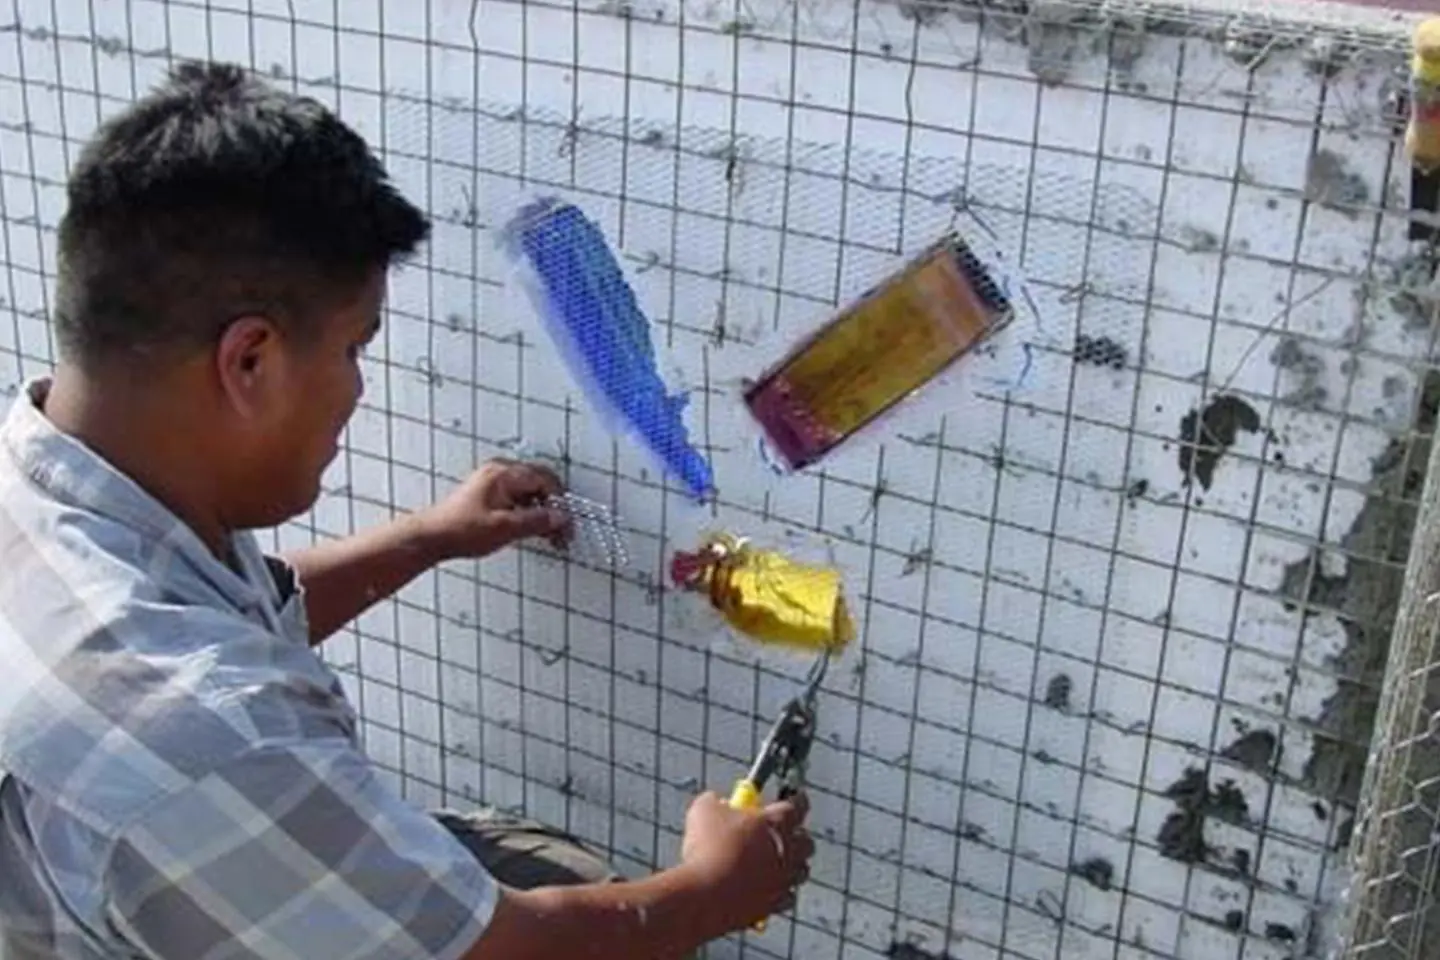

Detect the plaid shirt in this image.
[0,379,497,959]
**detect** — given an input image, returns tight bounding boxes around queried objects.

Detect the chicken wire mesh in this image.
[1,0,1440,959]
[1339,619,1440,959]
[1334,374,1440,960]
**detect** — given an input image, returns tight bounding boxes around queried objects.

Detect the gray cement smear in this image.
[1280,371,1439,809]
[1306,150,1374,221]
[1277,368,1440,957]
[872,0,1422,89]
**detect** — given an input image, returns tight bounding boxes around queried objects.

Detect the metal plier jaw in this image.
[745,695,817,800]
[734,651,827,803]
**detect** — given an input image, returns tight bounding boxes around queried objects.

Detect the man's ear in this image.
[214,315,282,418]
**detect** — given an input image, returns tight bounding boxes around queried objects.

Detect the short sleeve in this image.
[104,742,497,960]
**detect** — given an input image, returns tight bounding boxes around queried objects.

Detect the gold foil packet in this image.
[670,533,855,655]
[744,231,1013,471]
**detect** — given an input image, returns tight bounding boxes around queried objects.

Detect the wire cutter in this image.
[729,650,826,809]
[727,652,828,931]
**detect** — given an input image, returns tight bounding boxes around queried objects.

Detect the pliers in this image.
[729,651,826,809]
[726,652,828,931]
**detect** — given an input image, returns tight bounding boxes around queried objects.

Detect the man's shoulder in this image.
[0,485,353,834]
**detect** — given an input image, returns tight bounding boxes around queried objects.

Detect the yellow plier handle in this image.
[729,778,764,813]
[726,693,817,932]
[727,777,770,932]
[725,652,825,934]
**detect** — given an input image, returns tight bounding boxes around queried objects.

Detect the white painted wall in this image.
[0,1,1434,959]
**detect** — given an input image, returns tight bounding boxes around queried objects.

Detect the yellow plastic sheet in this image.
[670,533,855,655]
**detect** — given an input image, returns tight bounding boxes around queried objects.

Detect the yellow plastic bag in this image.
[670,533,855,655]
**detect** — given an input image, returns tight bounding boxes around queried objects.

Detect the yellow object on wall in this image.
[1407,17,1440,172]
[670,533,856,655]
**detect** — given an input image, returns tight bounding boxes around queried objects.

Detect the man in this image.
[0,60,812,960]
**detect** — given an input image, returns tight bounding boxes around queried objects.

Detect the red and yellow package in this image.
[744,231,1013,471]
[670,533,855,656]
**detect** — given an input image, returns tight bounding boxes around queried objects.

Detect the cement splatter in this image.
[1221,729,1278,774]
[1156,767,1251,865]
[1274,367,1440,959]
[1269,335,1327,410]
[1280,371,1440,808]
[1305,149,1372,218]
[893,0,951,27]
[902,545,934,577]
[1178,225,1220,253]
[1383,250,1439,330]
[1044,672,1072,711]
[1178,394,1261,491]
[877,0,1401,97]
[1265,923,1297,943]
[1025,0,1086,86]
[887,941,951,960]
[1069,856,1114,891]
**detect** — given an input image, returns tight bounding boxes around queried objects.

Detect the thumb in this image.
[687,790,724,814]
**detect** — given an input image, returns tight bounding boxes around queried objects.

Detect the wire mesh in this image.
[1,1,1439,960]
[1333,364,1440,960]
[1339,596,1440,960]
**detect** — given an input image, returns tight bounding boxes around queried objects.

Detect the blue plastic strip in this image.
[500,198,715,501]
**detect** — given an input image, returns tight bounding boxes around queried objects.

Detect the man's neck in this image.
[43,364,232,558]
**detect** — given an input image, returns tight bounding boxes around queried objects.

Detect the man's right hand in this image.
[679,790,815,931]
[464,790,816,960]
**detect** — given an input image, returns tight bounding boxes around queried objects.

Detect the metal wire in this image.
[1335,349,1440,960]
[1338,597,1440,960]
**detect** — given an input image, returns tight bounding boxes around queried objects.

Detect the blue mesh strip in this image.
[504,199,714,500]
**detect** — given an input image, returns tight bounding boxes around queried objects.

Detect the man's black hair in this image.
[54,60,430,368]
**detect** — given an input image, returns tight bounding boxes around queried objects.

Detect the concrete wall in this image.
[0,1,1435,958]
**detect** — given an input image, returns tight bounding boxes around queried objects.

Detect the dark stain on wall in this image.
[1156,767,1251,865]
[1178,394,1261,491]
[1221,729,1278,774]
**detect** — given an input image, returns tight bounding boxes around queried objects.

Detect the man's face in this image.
[225,270,383,528]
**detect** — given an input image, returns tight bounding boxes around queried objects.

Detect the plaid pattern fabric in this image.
[0,379,498,959]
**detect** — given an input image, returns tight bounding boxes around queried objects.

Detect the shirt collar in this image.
[0,376,269,608]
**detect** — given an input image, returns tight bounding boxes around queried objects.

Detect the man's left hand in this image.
[417,459,571,561]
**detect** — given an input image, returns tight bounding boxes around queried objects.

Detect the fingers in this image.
[490,458,564,503]
[765,790,809,831]
[790,827,815,866]
[679,786,814,930]
[480,459,570,542]
[490,502,570,542]
[762,822,789,866]
[760,793,814,901]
